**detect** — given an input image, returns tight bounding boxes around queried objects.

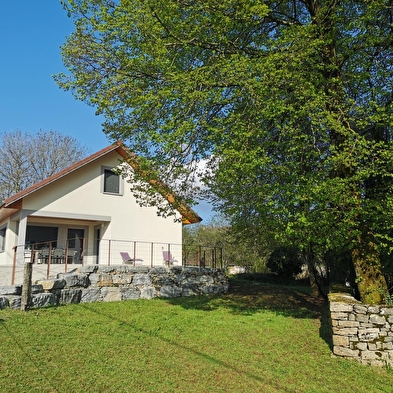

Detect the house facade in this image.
[0,142,201,267]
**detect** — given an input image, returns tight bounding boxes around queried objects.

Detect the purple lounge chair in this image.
[120,252,143,265]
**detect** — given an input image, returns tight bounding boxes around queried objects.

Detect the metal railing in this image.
[3,238,223,286]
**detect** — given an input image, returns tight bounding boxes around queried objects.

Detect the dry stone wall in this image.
[0,265,229,310]
[329,291,393,367]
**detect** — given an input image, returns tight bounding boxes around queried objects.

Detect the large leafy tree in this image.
[57,0,393,303]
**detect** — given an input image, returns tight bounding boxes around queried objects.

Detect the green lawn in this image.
[1,278,392,393]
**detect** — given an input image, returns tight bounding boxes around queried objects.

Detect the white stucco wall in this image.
[0,151,184,266]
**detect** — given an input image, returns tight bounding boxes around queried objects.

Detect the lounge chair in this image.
[162,251,178,267]
[120,252,143,265]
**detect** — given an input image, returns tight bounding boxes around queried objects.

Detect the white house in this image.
[0,142,201,268]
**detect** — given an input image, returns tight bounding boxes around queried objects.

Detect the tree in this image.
[0,130,89,202]
[266,246,304,281]
[57,1,393,303]
[183,216,270,272]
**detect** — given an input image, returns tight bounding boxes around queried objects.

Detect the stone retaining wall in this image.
[0,265,229,310]
[329,292,393,367]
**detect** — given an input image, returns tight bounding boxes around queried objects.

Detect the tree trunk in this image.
[307,259,321,298]
[305,244,324,298]
[352,232,387,304]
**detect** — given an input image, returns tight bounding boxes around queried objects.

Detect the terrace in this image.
[0,237,224,286]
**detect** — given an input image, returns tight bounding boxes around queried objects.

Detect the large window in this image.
[26,225,58,248]
[102,167,123,195]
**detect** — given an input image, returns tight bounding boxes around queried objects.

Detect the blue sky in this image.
[0,1,212,220]
[0,1,109,153]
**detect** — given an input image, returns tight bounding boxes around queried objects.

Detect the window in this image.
[26,225,58,248]
[102,167,123,195]
[0,225,6,252]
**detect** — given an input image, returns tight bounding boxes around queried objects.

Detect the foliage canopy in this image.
[58,0,393,302]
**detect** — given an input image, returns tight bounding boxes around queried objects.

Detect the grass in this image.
[1,278,392,393]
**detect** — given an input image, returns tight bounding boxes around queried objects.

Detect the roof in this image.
[1,141,202,225]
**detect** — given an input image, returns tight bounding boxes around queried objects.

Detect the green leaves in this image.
[57,1,393,269]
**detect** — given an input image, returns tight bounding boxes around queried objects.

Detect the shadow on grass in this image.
[168,278,324,318]
[165,277,332,348]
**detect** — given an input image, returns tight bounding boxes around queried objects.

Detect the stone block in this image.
[182,285,199,297]
[81,288,101,303]
[338,320,359,328]
[193,275,214,285]
[101,287,121,302]
[160,285,182,298]
[332,327,358,336]
[359,322,374,328]
[0,285,22,296]
[175,274,188,285]
[356,342,368,351]
[99,266,117,273]
[109,265,130,274]
[123,266,149,274]
[31,284,43,294]
[79,265,98,274]
[332,335,349,347]
[330,302,353,313]
[10,296,21,309]
[96,273,113,287]
[369,314,386,326]
[333,346,359,357]
[358,329,380,341]
[60,289,82,304]
[361,351,380,361]
[140,286,157,299]
[31,293,58,308]
[121,287,140,300]
[331,312,349,320]
[133,274,152,286]
[356,314,369,323]
[87,273,100,286]
[58,274,89,288]
[380,307,393,315]
[353,305,367,314]
[112,274,132,285]
[148,267,167,275]
[36,279,66,291]
[0,296,9,309]
[368,306,380,314]
[154,275,175,286]
[380,329,388,337]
